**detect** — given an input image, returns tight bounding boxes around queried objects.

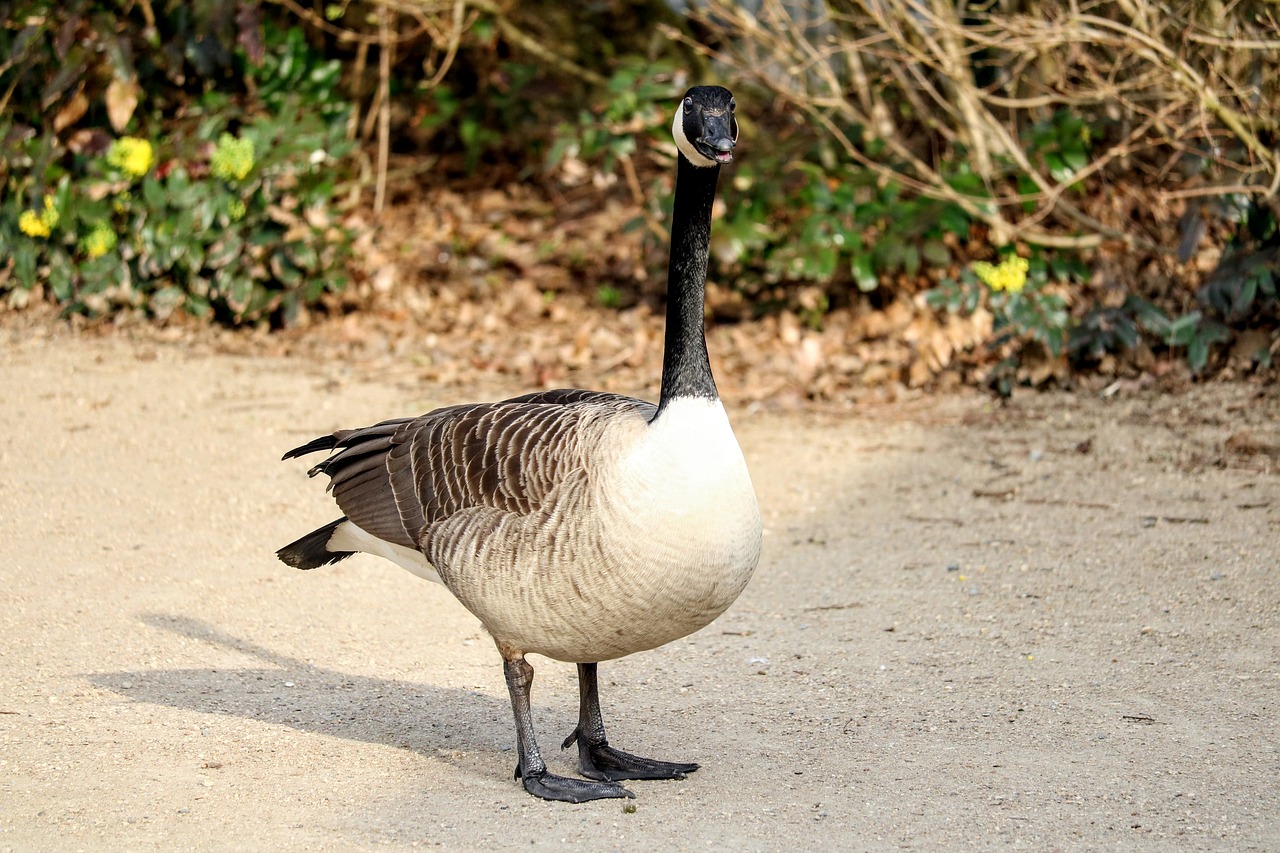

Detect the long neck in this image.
[657,154,721,411]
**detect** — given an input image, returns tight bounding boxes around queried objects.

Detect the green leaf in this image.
[14,243,37,288]
[921,239,950,267]
[142,176,166,210]
[1234,275,1259,317]
[903,245,921,278]
[48,250,74,301]
[1166,312,1202,347]
[270,253,303,285]
[875,237,906,272]
[1045,153,1071,182]
[227,276,253,313]
[1188,336,1210,372]
[289,241,319,271]
[1061,143,1088,173]
[1042,325,1066,357]
[937,205,970,238]
[151,285,186,317]
[852,254,878,292]
[1128,297,1170,336]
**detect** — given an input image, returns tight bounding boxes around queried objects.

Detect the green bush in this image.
[0,8,354,325]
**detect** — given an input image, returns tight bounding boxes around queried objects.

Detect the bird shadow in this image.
[87,613,518,775]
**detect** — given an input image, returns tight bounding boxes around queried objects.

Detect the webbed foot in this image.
[515,762,635,803]
[562,728,700,782]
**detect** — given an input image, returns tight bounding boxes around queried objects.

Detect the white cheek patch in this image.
[672,102,718,168]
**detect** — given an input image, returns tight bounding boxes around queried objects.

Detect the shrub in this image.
[0,8,354,325]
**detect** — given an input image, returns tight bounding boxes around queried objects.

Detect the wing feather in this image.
[289,391,655,555]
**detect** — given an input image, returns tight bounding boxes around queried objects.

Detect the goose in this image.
[277,85,760,803]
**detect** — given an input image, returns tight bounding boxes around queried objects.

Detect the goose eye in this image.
[729,98,736,112]
[684,97,693,110]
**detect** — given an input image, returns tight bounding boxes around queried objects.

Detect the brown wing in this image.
[289,390,654,551]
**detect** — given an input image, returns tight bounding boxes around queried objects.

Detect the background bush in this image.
[1,2,353,324]
[1,0,1276,383]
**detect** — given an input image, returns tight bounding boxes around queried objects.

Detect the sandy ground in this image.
[1,329,1278,852]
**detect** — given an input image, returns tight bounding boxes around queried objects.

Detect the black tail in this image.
[282,434,341,462]
[277,517,354,570]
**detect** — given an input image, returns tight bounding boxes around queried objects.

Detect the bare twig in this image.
[465,0,606,86]
[677,0,1277,250]
[374,5,392,215]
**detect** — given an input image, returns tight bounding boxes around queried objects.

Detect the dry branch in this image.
[683,0,1280,250]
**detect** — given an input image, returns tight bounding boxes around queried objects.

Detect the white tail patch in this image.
[328,520,443,585]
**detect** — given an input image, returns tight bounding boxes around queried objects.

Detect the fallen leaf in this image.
[106,78,140,132]
[53,90,89,133]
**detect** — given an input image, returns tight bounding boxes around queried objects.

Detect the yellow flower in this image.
[210,133,255,181]
[18,195,59,237]
[107,137,154,177]
[41,195,60,229]
[19,209,51,238]
[972,255,1030,293]
[80,225,118,259]
[227,198,247,222]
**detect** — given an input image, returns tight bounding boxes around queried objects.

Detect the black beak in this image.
[702,114,736,163]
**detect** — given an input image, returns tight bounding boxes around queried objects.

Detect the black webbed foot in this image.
[562,662,701,783]
[515,761,635,803]
[563,728,700,782]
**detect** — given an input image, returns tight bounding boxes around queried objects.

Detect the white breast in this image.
[616,397,760,561]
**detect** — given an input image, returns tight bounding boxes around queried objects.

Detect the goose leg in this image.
[503,657,634,803]
[562,662,700,782]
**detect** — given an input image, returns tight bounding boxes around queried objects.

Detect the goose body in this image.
[280,86,758,802]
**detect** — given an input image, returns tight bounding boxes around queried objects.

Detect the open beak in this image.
[707,136,735,164]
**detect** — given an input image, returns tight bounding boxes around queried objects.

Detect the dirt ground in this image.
[2,326,1278,852]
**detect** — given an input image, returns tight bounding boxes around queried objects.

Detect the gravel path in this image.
[2,332,1277,851]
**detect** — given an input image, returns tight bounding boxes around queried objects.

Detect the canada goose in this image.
[278,85,760,803]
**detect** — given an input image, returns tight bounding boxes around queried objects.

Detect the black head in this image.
[671,85,738,168]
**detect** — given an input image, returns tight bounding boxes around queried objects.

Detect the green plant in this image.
[739,164,968,292]
[545,60,682,175]
[1023,109,1100,192]
[247,24,347,121]
[1161,311,1231,373]
[926,251,1077,365]
[596,284,623,309]
[1068,296,1169,363]
[3,105,353,322]
[0,16,355,325]
[419,59,543,173]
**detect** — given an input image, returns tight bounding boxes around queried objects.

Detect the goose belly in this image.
[435,498,761,662]
[429,400,763,662]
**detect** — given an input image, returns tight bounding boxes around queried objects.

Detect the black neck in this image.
[657,154,721,411]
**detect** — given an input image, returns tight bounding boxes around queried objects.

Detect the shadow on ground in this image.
[88,614,518,772]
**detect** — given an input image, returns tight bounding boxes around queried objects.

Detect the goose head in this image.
[671,86,738,168]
